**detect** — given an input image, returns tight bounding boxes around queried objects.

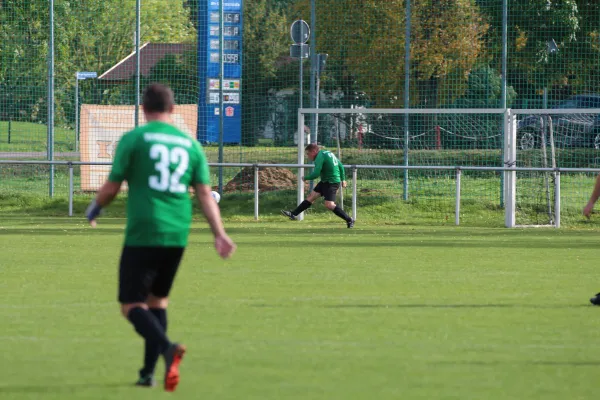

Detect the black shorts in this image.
[314,182,340,202]
[118,246,185,304]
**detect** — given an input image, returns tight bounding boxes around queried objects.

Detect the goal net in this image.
[298,107,600,227]
[298,108,506,225]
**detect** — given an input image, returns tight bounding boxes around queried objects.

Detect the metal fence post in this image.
[254,165,259,221]
[68,162,74,217]
[455,167,461,226]
[554,171,561,228]
[352,166,357,220]
[504,109,516,228]
[75,77,79,152]
[297,111,305,221]
[134,0,141,127]
[47,0,55,198]
[403,0,411,202]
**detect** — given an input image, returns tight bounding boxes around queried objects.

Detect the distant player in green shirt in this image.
[85,84,236,392]
[281,143,354,228]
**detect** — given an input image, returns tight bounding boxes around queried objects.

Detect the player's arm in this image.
[194,184,225,236]
[304,152,323,181]
[583,173,600,218]
[95,181,122,208]
[86,134,133,226]
[192,144,236,259]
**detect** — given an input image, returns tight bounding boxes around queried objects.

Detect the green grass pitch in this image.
[1,217,600,399]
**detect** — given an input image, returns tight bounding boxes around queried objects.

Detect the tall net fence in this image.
[0,0,599,224]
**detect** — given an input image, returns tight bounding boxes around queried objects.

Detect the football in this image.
[211,190,221,203]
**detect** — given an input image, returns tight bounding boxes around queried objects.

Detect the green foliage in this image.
[455,66,517,108]
[293,0,489,108]
[480,0,585,99]
[0,0,195,127]
[1,0,600,150]
[0,1,49,123]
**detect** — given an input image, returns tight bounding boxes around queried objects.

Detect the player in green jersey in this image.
[85,83,236,391]
[281,143,354,228]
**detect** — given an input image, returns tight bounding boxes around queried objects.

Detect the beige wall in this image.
[80,104,197,191]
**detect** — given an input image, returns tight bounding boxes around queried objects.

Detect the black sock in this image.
[128,307,170,358]
[140,308,167,376]
[333,205,351,222]
[150,308,167,331]
[292,200,312,216]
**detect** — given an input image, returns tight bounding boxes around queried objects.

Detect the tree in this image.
[0,0,196,126]
[0,1,51,122]
[455,66,517,108]
[479,0,581,103]
[566,0,600,95]
[293,0,489,109]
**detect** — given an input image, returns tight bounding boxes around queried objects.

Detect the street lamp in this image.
[75,71,97,152]
[543,39,559,108]
[314,53,328,144]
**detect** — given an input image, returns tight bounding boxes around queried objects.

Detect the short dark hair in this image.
[305,143,320,152]
[142,83,175,113]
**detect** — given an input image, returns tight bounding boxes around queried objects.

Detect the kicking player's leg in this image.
[281,185,322,219]
[322,183,354,228]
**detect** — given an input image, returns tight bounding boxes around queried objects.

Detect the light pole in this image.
[544,39,559,109]
[314,53,328,144]
[290,19,310,143]
[75,71,97,152]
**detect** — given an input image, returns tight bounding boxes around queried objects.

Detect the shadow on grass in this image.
[231,239,598,249]
[250,303,591,309]
[0,382,132,394]
[434,360,600,366]
[1,226,600,250]
[0,228,126,235]
[321,304,590,309]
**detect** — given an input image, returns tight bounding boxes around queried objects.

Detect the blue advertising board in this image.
[197,0,242,143]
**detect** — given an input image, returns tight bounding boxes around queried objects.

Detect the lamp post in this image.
[75,71,97,152]
[544,39,559,109]
[314,53,328,144]
[290,19,310,144]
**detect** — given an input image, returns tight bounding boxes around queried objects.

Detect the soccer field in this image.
[1,218,600,400]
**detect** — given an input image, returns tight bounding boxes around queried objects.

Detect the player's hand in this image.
[342,180,347,188]
[85,199,102,228]
[583,201,595,219]
[215,234,236,259]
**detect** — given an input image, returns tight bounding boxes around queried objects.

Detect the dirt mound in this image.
[224,166,305,192]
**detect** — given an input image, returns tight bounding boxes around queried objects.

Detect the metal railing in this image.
[1,159,600,227]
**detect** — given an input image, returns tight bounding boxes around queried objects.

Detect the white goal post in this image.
[510,108,600,228]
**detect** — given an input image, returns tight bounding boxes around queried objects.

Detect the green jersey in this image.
[108,121,210,247]
[304,149,346,183]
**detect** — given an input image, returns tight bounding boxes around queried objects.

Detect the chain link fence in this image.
[0,0,599,224]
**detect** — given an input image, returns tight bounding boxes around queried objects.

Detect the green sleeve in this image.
[338,161,346,182]
[191,141,211,185]
[304,151,324,181]
[108,131,135,183]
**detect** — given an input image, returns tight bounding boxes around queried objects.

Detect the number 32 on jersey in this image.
[148,144,189,193]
